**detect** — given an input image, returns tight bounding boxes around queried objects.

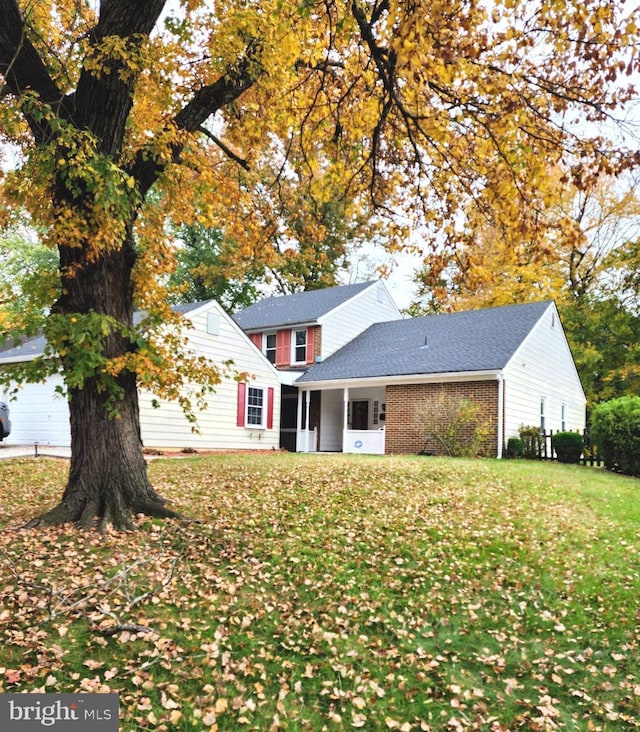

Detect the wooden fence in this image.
[520,429,603,466]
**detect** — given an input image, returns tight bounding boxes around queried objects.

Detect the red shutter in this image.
[267,387,274,429]
[275,330,291,366]
[306,326,316,364]
[236,382,246,427]
[249,333,262,349]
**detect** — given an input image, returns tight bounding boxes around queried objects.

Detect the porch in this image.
[296,386,387,455]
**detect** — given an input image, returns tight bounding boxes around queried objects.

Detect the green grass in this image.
[0,453,638,730]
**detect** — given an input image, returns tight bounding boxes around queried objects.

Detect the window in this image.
[561,403,567,431]
[247,386,265,426]
[237,383,274,429]
[540,398,546,433]
[264,333,276,364]
[292,329,307,363]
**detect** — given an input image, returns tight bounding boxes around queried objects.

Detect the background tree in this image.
[0,225,58,333]
[562,297,640,404]
[0,0,637,529]
[168,223,263,312]
[410,173,640,404]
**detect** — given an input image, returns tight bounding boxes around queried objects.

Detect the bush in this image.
[417,392,493,457]
[506,437,524,459]
[590,396,640,477]
[518,425,542,459]
[551,431,583,464]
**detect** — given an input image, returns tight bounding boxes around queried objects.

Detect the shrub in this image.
[551,431,583,464]
[506,437,524,459]
[417,391,493,457]
[590,396,640,477]
[518,425,542,459]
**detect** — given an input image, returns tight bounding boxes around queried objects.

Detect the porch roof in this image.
[296,300,553,383]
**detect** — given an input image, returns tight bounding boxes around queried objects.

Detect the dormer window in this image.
[292,329,307,364]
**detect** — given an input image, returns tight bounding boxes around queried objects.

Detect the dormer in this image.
[247,325,320,368]
[234,280,403,373]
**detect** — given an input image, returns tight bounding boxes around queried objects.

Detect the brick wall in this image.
[385,381,499,456]
[312,325,322,362]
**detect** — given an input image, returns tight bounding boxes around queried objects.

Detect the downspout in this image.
[497,372,504,459]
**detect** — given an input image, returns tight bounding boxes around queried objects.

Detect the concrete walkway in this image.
[0,444,71,459]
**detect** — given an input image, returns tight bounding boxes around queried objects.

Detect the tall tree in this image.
[411,172,640,312]
[0,0,637,529]
[168,223,262,313]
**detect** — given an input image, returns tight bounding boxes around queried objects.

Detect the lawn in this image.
[0,452,638,730]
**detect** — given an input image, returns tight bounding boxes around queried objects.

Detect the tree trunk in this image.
[28,371,180,531]
[26,232,182,531]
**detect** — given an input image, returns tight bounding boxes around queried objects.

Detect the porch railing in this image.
[343,428,385,455]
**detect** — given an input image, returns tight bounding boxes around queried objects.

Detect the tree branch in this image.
[133,39,263,193]
[0,0,71,143]
[198,127,250,170]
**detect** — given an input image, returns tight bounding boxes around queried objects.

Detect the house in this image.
[233,280,403,450]
[1,289,586,459]
[294,300,586,457]
[0,301,281,451]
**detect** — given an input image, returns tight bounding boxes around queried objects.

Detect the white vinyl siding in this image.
[138,304,280,451]
[319,282,402,360]
[3,303,280,451]
[317,389,344,452]
[1,376,71,447]
[503,304,585,440]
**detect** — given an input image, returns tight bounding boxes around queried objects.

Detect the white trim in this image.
[317,280,402,325]
[497,371,504,459]
[245,384,268,429]
[0,355,44,365]
[296,369,501,390]
[244,320,317,333]
[291,328,308,365]
[262,331,277,364]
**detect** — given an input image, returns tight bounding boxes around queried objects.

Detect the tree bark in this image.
[27,372,181,531]
[26,229,182,531]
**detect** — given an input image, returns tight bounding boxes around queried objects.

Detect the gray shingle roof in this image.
[297,301,553,382]
[0,333,47,362]
[0,301,215,363]
[232,281,376,330]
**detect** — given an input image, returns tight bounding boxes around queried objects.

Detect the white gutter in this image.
[0,356,39,365]
[295,369,501,390]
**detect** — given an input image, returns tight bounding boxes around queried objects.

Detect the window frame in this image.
[291,328,307,364]
[263,332,277,364]
[237,383,274,430]
[246,385,267,428]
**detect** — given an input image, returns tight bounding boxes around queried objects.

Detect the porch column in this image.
[342,387,350,452]
[296,389,303,453]
[304,389,311,453]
